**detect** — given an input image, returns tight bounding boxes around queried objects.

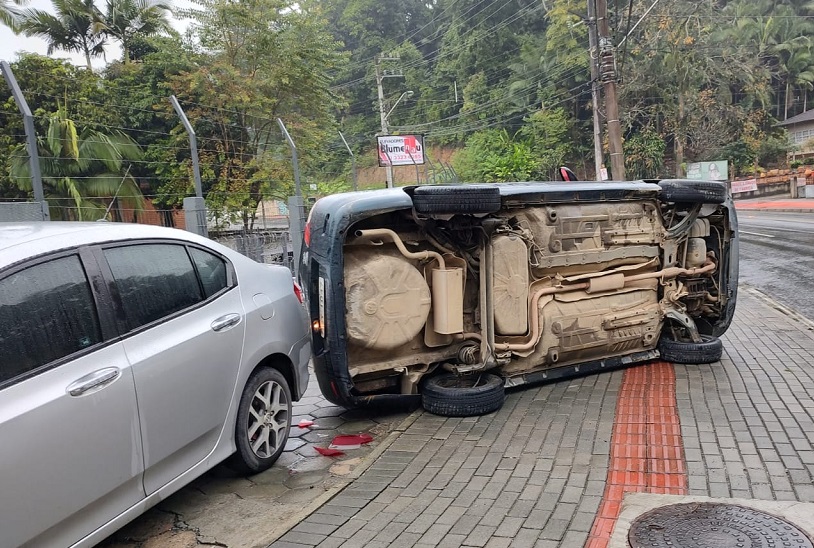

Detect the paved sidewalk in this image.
[100,372,412,548]
[270,287,814,548]
[734,196,814,212]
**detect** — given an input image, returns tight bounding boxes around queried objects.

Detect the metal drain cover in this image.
[628,502,814,547]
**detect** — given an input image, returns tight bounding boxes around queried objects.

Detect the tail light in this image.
[304,221,311,247]
[293,280,304,304]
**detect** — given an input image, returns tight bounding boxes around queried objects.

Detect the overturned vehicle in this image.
[300,180,738,416]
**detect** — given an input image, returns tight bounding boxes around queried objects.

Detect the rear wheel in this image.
[229,368,291,474]
[412,185,501,215]
[658,334,723,364]
[421,372,505,417]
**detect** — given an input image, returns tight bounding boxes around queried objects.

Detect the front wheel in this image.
[421,372,505,417]
[229,368,292,474]
[658,334,723,364]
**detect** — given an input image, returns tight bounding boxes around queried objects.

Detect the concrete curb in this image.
[736,207,814,213]
[258,406,425,547]
[741,284,814,328]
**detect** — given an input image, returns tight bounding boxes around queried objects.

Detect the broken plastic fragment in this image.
[328,434,373,450]
[314,446,345,457]
[298,419,315,429]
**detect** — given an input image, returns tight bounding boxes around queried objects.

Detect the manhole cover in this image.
[628,502,814,548]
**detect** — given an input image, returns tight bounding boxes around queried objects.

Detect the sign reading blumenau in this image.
[731,178,758,193]
[686,160,728,181]
[377,135,425,167]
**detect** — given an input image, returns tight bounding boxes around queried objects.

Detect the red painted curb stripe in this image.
[585,361,688,548]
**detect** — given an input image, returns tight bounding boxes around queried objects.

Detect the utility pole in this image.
[376,54,401,188]
[586,0,605,181]
[596,0,625,180]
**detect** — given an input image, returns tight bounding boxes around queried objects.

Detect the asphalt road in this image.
[737,210,814,320]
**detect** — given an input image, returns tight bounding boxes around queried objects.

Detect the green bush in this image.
[624,128,666,179]
[453,129,540,183]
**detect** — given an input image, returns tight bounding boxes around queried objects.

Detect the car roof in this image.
[0,222,208,266]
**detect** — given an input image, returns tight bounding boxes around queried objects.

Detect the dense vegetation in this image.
[0,0,811,224]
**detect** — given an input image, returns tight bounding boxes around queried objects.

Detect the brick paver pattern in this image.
[270,290,814,548]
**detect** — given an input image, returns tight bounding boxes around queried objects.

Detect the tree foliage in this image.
[0,0,26,30]
[3,0,814,213]
[19,0,106,70]
[102,0,174,63]
[9,103,144,220]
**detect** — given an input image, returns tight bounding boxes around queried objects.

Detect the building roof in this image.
[777,109,814,126]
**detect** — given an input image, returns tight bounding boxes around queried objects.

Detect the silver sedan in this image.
[0,222,311,548]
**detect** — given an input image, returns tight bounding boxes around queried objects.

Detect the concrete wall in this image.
[730,168,812,200]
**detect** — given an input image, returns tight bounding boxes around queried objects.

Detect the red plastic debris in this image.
[329,434,373,450]
[314,446,344,457]
[298,419,315,429]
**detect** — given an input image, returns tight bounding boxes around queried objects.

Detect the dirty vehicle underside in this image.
[306,181,737,416]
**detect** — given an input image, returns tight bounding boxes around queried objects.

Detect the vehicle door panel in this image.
[0,254,143,548]
[103,243,245,495]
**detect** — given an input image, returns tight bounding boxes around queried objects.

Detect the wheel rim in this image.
[247,380,288,459]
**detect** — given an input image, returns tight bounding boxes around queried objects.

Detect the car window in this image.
[105,244,204,331]
[0,255,102,384]
[189,247,229,298]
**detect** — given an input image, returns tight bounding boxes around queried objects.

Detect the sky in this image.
[0,0,192,69]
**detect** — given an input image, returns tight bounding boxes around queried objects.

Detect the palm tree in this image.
[18,0,106,70]
[777,43,814,119]
[102,0,173,63]
[0,0,27,31]
[9,105,145,221]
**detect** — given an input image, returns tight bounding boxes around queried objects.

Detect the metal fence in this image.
[0,202,48,222]
[210,229,294,271]
[0,201,295,271]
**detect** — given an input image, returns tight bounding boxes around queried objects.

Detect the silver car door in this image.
[102,243,245,495]
[0,254,144,548]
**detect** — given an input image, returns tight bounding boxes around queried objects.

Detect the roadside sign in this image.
[377,135,425,167]
[687,161,728,181]
[731,179,758,193]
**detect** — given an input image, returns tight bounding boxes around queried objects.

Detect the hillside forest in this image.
[0,0,811,225]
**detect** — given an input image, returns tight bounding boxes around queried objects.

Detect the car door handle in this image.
[67,368,121,396]
[211,313,242,332]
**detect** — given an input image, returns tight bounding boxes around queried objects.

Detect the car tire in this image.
[421,372,505,417]
[658,334,723,364]
[658,179,727,204]
[229,367,292,475]
[412,185,501,215]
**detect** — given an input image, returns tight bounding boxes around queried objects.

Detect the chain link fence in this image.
[210,229,294,271]
[0,201,296,272]
[0,202,47,222]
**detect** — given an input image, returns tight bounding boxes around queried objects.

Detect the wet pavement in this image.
[99,371,415,548]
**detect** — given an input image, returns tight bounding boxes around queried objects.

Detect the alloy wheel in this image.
[246,380,288,458]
